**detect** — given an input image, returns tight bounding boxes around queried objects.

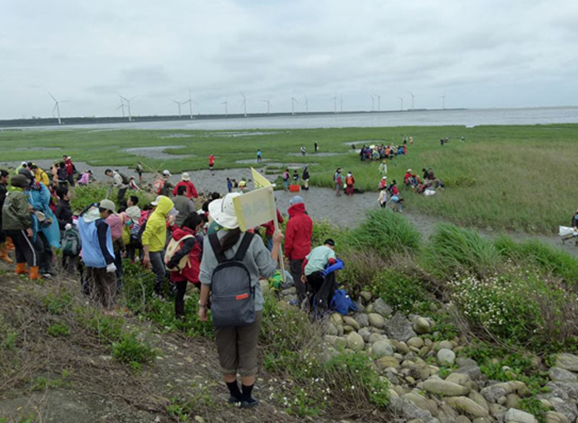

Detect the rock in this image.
[404,391,439,416]
[456,366,483,382]
[343,325,354,334]
[549,397,578,422]
[446,373,473,388]
[546,381,578,400]
[438,404,460,423]
[468,391,489,412]
[489,403,507,418]
[414,317,432,334]
[393,340,411,355]
[456,416,472,423]
[330,313,343,325]
[505,408,538,423]
[325,323,339,336]
[368,332,385,344]
[556,354,578,372]
[372,340,394,358]
[438,340,454,351]
[352,312,369,328]
[437,349,456,366]
[281,286,296,296]
[457,358,479,368]
[550,367,578,383]
[346,332,365,351]
[368,313,386,328]
[378,356,401,369]
[472,419,492,423]
[422,379,470,396]
[194,417,205,423]
[545,411,570,423]
[343,316,361,331]
[408,337,425,349]
[324,335,337,345]
[446,397,490,418]
[506,393,521,408]
[373,298,393,316]
[385,313,417,342]
[389,397,441,423]
[481,382,517,403]
[359,327,372,342]
[360,291,372,302]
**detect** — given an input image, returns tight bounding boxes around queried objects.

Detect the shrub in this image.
[88,314,124,344]
[339,248,389,289]
[426,223,499,277]
[348,209,421,256]
[112,332,158,367]
[46,322,70,337]
[43,293,72,315]
[370,269,427,313]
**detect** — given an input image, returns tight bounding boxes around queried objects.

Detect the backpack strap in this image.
[209,233,227,264]
[233,232,255,262]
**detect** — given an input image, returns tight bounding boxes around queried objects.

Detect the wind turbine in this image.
[291,97,299,115]
[48,92,65,125]
[331,93,338,114]
[239,91,247,117]
[262,100,271,115]
[119,95,137,121]
[440,95,446,109]
[172,99,182,117]
[116,98,125,117]
[398,97,404,111]
[221,99,229,117]
[183,89,194,119]
[408,91,415,110]
[370,95,375,112]
[339,95,343,113]
[375,94,381,111]
[303,95,309,113]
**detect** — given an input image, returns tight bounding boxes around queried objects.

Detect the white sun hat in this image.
[208,193,241,230]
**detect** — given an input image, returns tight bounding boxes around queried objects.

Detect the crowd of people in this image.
[0,157,346,409]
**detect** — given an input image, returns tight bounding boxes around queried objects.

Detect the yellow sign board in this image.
[251,167,272,189]
[233,186,276,232]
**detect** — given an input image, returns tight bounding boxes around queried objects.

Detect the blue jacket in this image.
[26,182,60,248]
[78,208,115,269]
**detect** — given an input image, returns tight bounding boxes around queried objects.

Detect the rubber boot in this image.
[0,244,13,264]
[29,266,41,280]
[15,262,28,275]
[5,237,15,251]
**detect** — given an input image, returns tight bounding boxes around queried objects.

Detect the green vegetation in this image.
[43,292,72,315]
[2,124,578,232]
[111,332,158,369]
[370,269,427,314]
[46,322,70,337]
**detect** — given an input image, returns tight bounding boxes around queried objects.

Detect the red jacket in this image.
[285,203,312,260]
[173,180,198,199]
[65,158,74,176]
[168,227,203,283]
[261,209,284,236]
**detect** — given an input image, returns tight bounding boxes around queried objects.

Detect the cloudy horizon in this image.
[1,0,577,120]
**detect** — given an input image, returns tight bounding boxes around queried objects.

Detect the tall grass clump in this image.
[494,235,578,286]
[426,223,499,277]
[348,209,421,256]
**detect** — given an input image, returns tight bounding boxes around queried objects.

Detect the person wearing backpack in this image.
[345,171,355,196]
[172,185,196,227]
[105,169,129,204]
[61,223,81,274]
[142,196,176,298]
[198,193,283,408]
[165,214,204,319]
[285,196,312,302]
[0,170,12,264]
[153,170,173,197]
[302,239,344,310]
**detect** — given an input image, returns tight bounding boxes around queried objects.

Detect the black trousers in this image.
[290,259,306,301]
[5,229,37,267]
[35,232,53,273]
[117,188,128,204]
[175,281,188,318]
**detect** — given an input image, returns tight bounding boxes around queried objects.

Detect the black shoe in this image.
[241,398,259,409]
[228,395,242,405]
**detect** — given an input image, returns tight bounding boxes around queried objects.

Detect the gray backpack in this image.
[208,233,255,327]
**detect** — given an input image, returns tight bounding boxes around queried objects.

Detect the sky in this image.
[1,0,578,119]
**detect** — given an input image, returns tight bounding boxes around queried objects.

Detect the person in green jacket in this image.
[142,195,175,298]
[1,175,39,279]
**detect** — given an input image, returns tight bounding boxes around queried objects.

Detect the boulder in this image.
[373,298,393,316]
[343,316,361,331]
[456,366,483,382]
[325,323,338,336]
[330,313,343,325]
[457,358,479,368]
[408,337,425,349]
[545,411,570,423]
[555,354,578,372]
[369,313,386,328]
[359,327,372,342]
[389,397,441,423]
[378,356,401,369]
[372,340,394,359]
[352,312,369,328]
[385,313,417,342]
[480,382,518,403]
[414,317,432,334]
[505,408,538,423]
[281,286,297,296]
[549,367,577,383]
[467,391,489,412]
[368,332,385,344]
[438,340,454,351]
[549,397,578,422]
[446,373,473,388]
[438,349,456,366]
[403,391,439,416]
[360,291,372,302]
[445,397,489,418]
[456,416,472,423]
[346,331,365,351]
[422,379,470,396]
[334,337,348,349]
[546,381,578,400]
[506,393,521,408]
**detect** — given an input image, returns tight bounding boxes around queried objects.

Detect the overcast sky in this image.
[1,0,577,119]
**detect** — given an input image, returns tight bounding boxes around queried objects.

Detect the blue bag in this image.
[330,289,358,315]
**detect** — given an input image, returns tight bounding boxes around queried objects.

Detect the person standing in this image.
[173,185,196,227]
[378,159,387,176]
[209,154,215,173]
[105,169,129,204]
[2,175,38,278]
[292,170,299,184]
[314,142,319,153]
[334,168,343,197]
[172,173,198,199]
[226,178,233,193]
[302,167,310,191]
[142,196,175,298]
[54,187,73,231]
[30,164,50,186]
[0,170,12,263]
[256,149,262,163]
[198,193,283,408]
[300,146,306,156]
[378,187,388,209]
[63,156,76,187]
[284,196,313,303]
[136,162,144,183]
[345,172,355,196]
[282,169,290,191]
[77,204,117,309]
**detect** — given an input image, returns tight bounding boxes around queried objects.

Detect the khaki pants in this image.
[214,311,262,376]
[87,267,117,309]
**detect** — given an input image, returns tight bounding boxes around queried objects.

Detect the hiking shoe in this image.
[153,292,166,302]
[241,398,259,409]
[228,396,242,405]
